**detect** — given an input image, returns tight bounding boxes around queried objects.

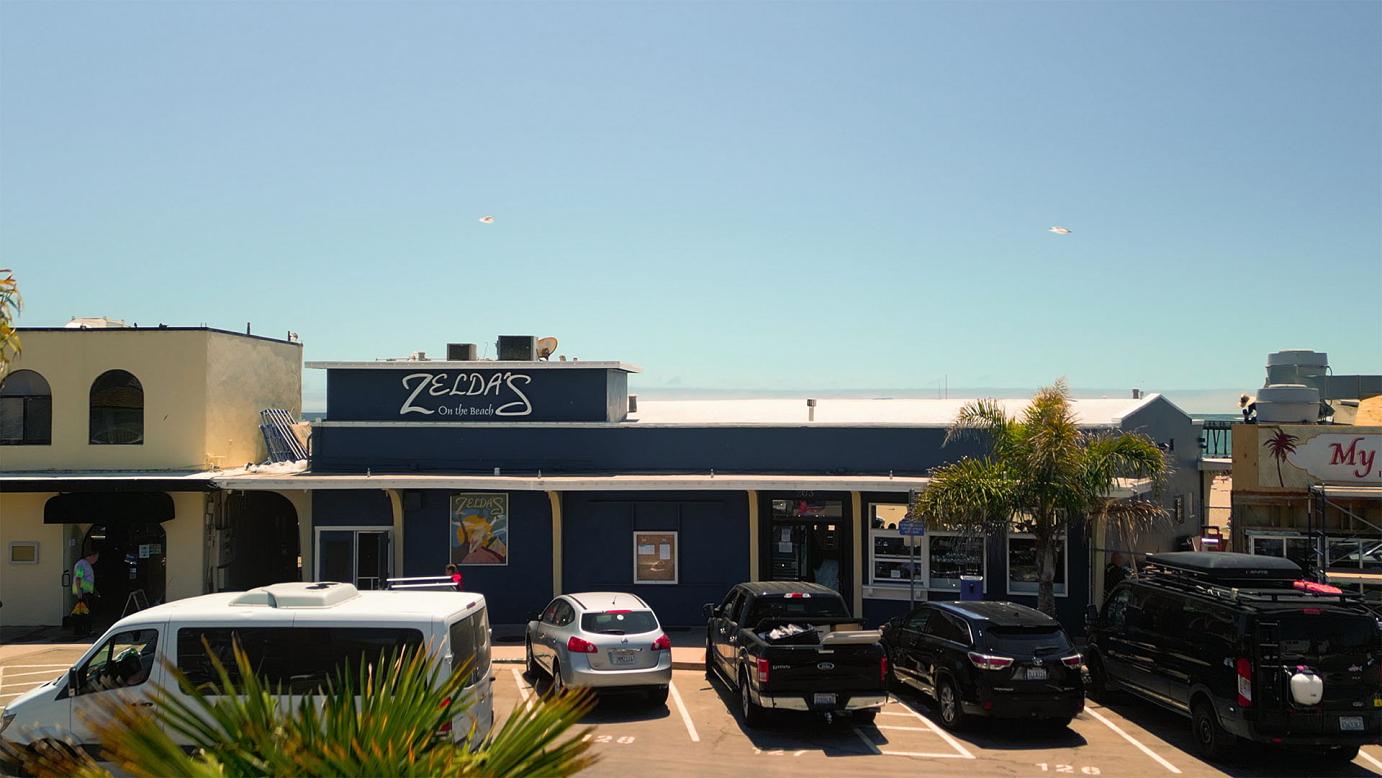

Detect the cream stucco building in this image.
[0,324,303,628]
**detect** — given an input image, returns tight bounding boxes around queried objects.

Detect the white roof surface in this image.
[627,395,1161,427]
[116,585,483,623]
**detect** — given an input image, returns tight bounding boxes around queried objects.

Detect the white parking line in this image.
[1085,707,1182,774]
[667,681,700,743]
[2,669,67,679]
[890,698,975,760]
[0,680,48,691]
[851,726,883,755]
[876,725,929,732]
[4,665,71,670]
[510,668,532,703]
[1358,748,1382,772]
[878,710,912,717]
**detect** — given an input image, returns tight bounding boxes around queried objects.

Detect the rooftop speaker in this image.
[497,335,536,361]
[447,343,478,361]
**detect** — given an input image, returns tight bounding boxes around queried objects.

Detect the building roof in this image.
[628,395,1162,427]
[307,360,640,373]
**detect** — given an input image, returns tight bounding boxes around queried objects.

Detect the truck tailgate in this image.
[762,643,883,693]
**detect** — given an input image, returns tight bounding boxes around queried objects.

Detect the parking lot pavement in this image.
[493,668,1382,778]
[0,645,88,708]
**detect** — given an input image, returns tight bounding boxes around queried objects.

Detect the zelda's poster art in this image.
[450,493,509,566]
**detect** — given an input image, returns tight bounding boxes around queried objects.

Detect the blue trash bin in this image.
[959,575,983,601]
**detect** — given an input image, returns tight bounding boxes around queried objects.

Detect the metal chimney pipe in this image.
[807,398,817,422]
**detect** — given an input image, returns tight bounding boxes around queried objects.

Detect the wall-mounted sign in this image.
[451,493,509,566]
[323,366,630,422]
[1259,428,1382,488]
[633,531,677,584]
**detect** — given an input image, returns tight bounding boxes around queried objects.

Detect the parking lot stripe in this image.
[4,665,70,670]
[0,680,48,691]
[510,668,532,703]
[891,698,975,760]
[878,710,912,717]
[2,669,67,678]
[875,725,929,732]
[1085,707,1182,774]
[851,726,883,755]
[1357,749,1382,772]
[667,681,700,743]
[878,750,972,759]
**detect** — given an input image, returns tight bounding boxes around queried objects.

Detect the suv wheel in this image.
[525,640,539,678]
[1191,700,1235,761]
[936,677,970,731]
[739,669,768,728]
[1319,745,1360,763]
[549,659,566,696]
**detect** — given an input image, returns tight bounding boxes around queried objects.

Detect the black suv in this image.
[880,600,1084,730]
[1085,552,1382,762]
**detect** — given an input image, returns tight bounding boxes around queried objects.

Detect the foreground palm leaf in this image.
[14,641,596,777]
[917,380,1170,615]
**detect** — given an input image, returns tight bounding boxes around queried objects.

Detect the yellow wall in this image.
[0,328,301,471]
[0,493,66,626]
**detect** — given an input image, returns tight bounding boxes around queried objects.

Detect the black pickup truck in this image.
[703,581,888,727]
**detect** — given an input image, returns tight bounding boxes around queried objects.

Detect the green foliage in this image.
[917,380,1170,614]
[10,641,596,778]
[0,268,20,369]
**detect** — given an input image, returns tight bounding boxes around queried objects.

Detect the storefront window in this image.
[1007,535,1066,596]
[1248,534,1314,572]
[868,504,919,588]
[929,534,985,591]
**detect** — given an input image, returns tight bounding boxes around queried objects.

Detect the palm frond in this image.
[942,398,1014,454]
[916,456,1018,536]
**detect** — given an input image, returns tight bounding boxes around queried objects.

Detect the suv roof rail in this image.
[1137,568,1365,607]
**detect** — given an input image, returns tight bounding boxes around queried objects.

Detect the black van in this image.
[1085,552,1382,762]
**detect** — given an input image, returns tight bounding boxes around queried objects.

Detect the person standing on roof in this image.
[71,549,99,637]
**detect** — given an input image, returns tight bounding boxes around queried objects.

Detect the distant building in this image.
[0,323,302,628]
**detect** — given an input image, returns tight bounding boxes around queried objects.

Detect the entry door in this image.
[317,529,392,589]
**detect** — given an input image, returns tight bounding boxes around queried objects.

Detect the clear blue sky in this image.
[2,1,1379,412]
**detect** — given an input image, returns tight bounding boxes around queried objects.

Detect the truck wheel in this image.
[739,670,768,728]
[1085,653,1114,703]
[937,678,970,731]
[704,640,715,681]
[1191,700,1235,761]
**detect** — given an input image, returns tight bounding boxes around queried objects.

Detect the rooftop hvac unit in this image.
[1255,384,1321,423]
[1266,350,1329,386]
[447,343,477,361]
[496,335,536,361]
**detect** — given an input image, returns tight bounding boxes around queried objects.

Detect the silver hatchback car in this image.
[525,592,673,705]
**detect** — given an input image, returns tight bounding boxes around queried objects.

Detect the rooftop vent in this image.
[230,581,360,608]
[447,343,478,361]
[497,335,536,361]
[1255,384,1321,424]
[409,350,428,361]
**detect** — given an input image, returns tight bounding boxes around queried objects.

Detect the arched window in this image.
[0,369,53,445]
[90,370,144,445]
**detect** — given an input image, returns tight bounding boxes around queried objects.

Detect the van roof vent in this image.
[230,581,360,608]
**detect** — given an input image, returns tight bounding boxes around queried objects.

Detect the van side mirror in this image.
[702,603,716,620]
[67,667,79,696]
[1085,604,1100,625]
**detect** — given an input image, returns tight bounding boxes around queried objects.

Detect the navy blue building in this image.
[221,357,1203,630]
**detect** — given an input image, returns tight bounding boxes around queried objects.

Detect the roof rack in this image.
[1138,554,1364,607]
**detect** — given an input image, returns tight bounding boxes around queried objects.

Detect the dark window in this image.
[76,629,158,695]
[1141,592,1185,640]
[745,595,849,625]
[1183,599,1236,648]
[1103,587,1133,628]
[450,607,491,684]
[554,601,576,627]
[718,590,741,619]
[1277,616,1380,663]
[0,369,52,445]
[176,627,423,694]
[89,369,143,445]
[982,625,1071,656]
[540,600,561,625]
[904,607,931,633]
[925,613,971,645]
[582,610,659,635]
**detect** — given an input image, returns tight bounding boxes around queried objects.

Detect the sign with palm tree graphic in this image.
[1258,426,1382,488]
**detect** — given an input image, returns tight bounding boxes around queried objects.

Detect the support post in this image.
[548,491,563,597]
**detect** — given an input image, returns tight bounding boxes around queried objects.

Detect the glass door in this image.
[767,497,845,593]
[317,529,392,589]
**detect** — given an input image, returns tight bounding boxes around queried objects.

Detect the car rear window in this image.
[746,595,850,624]
[581,610,659,635]
[981,625,1072,656]
[1277,615,1380,661]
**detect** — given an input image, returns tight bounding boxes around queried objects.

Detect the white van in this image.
[0,582,493,754]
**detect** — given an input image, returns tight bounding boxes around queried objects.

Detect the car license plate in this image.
[1339,716,1364,732]
[813,693,837,707]
[1024,667,1048,681]
[609,651,636,666]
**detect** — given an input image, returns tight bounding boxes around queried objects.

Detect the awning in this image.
[44,491,176,524]
[1313,484,1382,500]
[1,471,217,493]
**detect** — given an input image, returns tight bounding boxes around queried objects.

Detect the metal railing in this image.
[1199,420,1233,458]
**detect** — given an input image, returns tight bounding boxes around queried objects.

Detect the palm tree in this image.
[916,380,1170,615]
[8,642,597,778]
[1263,428,1299,487]
[0,268,20,371]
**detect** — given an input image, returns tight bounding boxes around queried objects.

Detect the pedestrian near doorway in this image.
[445,563,464,591]
[1104,551,1131,591]
[71,549,100,637]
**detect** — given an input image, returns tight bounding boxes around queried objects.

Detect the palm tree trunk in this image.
[1037,536,1057,616]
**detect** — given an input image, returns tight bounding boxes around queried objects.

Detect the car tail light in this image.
[1301,608,1322,615]
[1235,657,1253,707]
[967,652,1014,671]
[567,636,598,654]
[1060,654,1082,668]
[756,657,771,684]
[784,592,811,598]
[880,654,889,683]
[438,696,454,734]
[651,634,672,651]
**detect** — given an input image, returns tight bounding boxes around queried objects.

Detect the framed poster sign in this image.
[633,531,677,584]
[451,493,509,566]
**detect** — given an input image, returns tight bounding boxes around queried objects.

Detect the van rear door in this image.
[1255,612,1382,735]
[448,606,493,744]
